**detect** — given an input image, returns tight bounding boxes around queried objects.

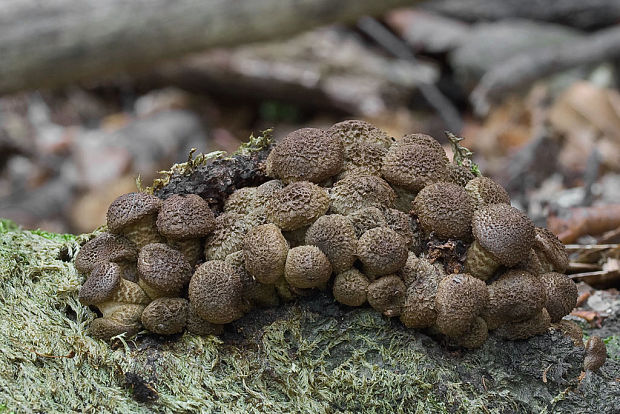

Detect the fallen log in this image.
[0,0,418,94]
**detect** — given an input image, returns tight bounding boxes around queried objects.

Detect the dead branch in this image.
[471,25,620,115]
[548,204,620,244]
[0,0,418,95]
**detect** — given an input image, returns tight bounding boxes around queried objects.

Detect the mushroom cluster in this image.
[76,121,579,350]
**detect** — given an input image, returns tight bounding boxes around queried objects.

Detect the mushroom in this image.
[382,208,415,248]
[156,193,215,266]
[412,182,475,240]
[447,163,475,187]
[332,269,369,307]
[204,212,253,260]
[284,245,332,289]
[540,272,577,323]
[74,232,138,281]
[189,260,244,324]
[381,142,448,191]
[223,187,258,215]
[107,192,164,248]
[496,308,551,340]
[89,304,146,340]
[137,243,193,299]
[532,228,569,273]
[226,251,280,309]
[347,207,387,238]
[265,127,344,183]
[357,227,408,277]
[399,255,444,329]
[485,269,546,325]
[186,303,224,336]
[305,214,357,274]
[434,273,489,338]
[465,204,535,281]
[367,275,406,317]
[457,317,488,349]
[141,297,189,335]
[265,181,330,231]
[330,174,395,215]
[398,133,449,162]
[243,223,289,284]
[327,120,392,179]
[464,176,510,210]
[584,336,607,372]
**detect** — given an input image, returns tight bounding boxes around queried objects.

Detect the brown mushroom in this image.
[540,272,577,323]
[485,269,546,324]
[204,212,253,260]
[496,308,551,340]
[189,260,244,324]
[107,192,164,248]
[332,269,370,307]
[399,255,444,329]
[141,297,188,335]
[584,336,607,372]
[74,232,137,281]
[357,227,408,277]
[435,273,489,338]
[330,174,395,215]
[137,243,193,299]
[367,275,406,317]
[305,214,357,274]
[464,176,510,210]
[533,228,569,273]
[265,181,330,231]
[225,251,280,309]
[284,245,332,289]
[243,223,289,284]
[381,142,448,191]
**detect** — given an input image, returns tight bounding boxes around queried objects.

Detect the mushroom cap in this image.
[265,181,330,231]
[457,317,489,349]
[496,308,551,340]
[540,272,577,323]
[533,227,569,273]
[265,127,344,183]
[447,163,474,187]
[189,260,244,324]
[204,212,253,260]
[357,227,408,277]
[413,182,475,240]
[79,261,124,305]
[472,204,535,266]
[186,303,224,336]
[330,174,395,215]
[141,297,188,335]
[435,273,489,337]
[243,223,289,284]
[305,214,357,274]
[584,336,607,371]
[137,243,193,295]
[487,269,546,323]
[398,133,448,163]
[224,187,258,215]
[327,120,392,178]
[367,275,406,317]
[465,177,510,208]
[399,255,444,328]
[347,207,387,238]
[90,304,145,340]
[332,269,369,307]
[382,208,414,247]
[284,245,332,289]
[107,192,162,233]
[74,232,137,275]
[226,251,280,309]
[381,142,448,191]
[156,194,215,239]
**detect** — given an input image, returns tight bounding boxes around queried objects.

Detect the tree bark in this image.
[0,0,418,94]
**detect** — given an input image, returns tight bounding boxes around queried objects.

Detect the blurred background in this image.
[1,0,620,266]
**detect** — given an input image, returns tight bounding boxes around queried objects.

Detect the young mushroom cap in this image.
[156,194,215,239]
[447,163,475,187]
[107,192,164,248]
[399,255,444,328]
[486,269,546,323]
[435,273,489,338]
[584,336,607,372]
[141,297,189,335]
[189,260,244,324]
[347,207,387,238]
[332,269,369,307]
[464,177,510,209]
[226,251,280,309]
[74,232,137,276]
[381,142,448,191]
[79,262,150,308]
[413,182,475,240]
[540,272,577,323]
[367,275,406,317]
[457,317,489,349]
[284,245,332,289]
[357,227,408,277]
[533,228,569,273]
[90,304,145,340]
[305,214,357,274]
[204,212,253,260]
[243,223,289,284]
[265,181,330,231]
[223,187,258,215]
[265,127,344,183]
[329,174,395,215]
[382,208,415,247]
[137,243,193,299]
[398,133,448,163]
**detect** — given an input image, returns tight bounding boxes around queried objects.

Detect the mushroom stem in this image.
[465,240,500,281]
[138,279,179,300]
[122,215,165,249]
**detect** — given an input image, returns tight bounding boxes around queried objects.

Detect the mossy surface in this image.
[0,219,618,413]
